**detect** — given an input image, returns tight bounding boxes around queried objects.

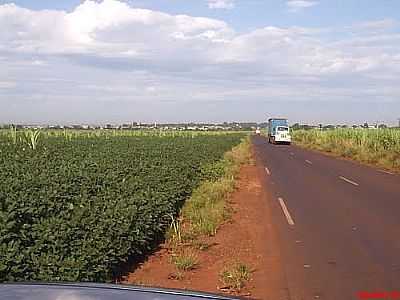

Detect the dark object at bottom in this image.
[0,283,242,300]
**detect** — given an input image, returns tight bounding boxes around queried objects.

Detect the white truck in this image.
[268,118,291,144]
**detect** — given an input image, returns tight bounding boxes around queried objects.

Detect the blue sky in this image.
[0,0,400,124]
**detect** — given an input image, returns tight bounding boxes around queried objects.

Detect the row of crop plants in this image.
[0,132,244,282]
[0,127,245,140]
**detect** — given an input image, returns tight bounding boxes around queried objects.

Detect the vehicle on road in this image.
[267,118,291,144]
[255,127,261,135]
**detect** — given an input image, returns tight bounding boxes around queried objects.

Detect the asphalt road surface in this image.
[252,135,400,300]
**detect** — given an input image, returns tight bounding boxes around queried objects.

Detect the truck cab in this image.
[268,118,291,145]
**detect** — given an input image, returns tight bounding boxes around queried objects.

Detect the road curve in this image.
[252,135,400,300]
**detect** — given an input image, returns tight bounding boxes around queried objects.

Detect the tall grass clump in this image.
[220,262,252,291]
[292,129,400,172]
[180,137,253,238]
[24,129,41,150]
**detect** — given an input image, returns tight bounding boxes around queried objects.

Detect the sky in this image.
[0,0,399,125]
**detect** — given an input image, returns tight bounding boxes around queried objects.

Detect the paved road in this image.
[252,135,400,300]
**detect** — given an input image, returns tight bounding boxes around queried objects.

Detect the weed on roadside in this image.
[219,262,252,291]
[171,248,198,271]
[168,271,185,281]
[166,214,183,246]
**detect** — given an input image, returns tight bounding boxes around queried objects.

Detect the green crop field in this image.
[292,128,400,171]
[0,129,244,282]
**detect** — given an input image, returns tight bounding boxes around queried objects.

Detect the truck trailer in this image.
[268,118,291,144]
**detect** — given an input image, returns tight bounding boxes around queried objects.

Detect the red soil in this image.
[123,163,288,300]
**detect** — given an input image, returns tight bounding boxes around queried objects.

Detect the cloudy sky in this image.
[0,0,399,125]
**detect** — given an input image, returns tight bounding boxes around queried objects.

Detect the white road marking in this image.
[305,160,313,165]
[290,152,295,156]
[278,197,295,226]
[265,167,271,175]
[378,170,394,175]
[339,176,359,186]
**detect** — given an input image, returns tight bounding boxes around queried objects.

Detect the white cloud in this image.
[0,81,16,89]
[286,0,319,12]
[0,0,232,58]
[0,0,381,76]
[32,60,47,66]
[351,19,398,33]
[207,0,235,10]
[0,0,399,124]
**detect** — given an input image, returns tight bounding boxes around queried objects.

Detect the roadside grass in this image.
[170,248,198,271]
[219,262,252,291]
[292,129,400,173]
[166,136,253,276]
[182,136,253,237]
[182,178,233,237]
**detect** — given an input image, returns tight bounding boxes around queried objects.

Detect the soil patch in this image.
[123,164,288,299]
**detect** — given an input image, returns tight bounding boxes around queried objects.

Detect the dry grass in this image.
[166,137,252,275]
[171,248,198,271]
[219,262,252,291]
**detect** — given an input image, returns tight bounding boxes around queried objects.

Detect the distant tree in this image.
[378,124,387,129]
[363,122,369,128]
[303,125,313,130]
[291,123,301,130]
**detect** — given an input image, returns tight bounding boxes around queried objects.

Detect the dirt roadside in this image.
[123,156,289,299]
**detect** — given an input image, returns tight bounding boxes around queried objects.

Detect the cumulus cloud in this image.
[207,0,235,9]
[0,0,399,124]
[0,0,384,76]
[286,0,319,12]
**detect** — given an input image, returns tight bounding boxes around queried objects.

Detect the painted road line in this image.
[265,167,271,175]
[290,152,295,156]
[278,197,295,226]
[339,176,359,186]
[305,160,313,165]
[378,170,394,175]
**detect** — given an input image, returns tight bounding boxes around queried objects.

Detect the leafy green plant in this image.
[0,132,243,282]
